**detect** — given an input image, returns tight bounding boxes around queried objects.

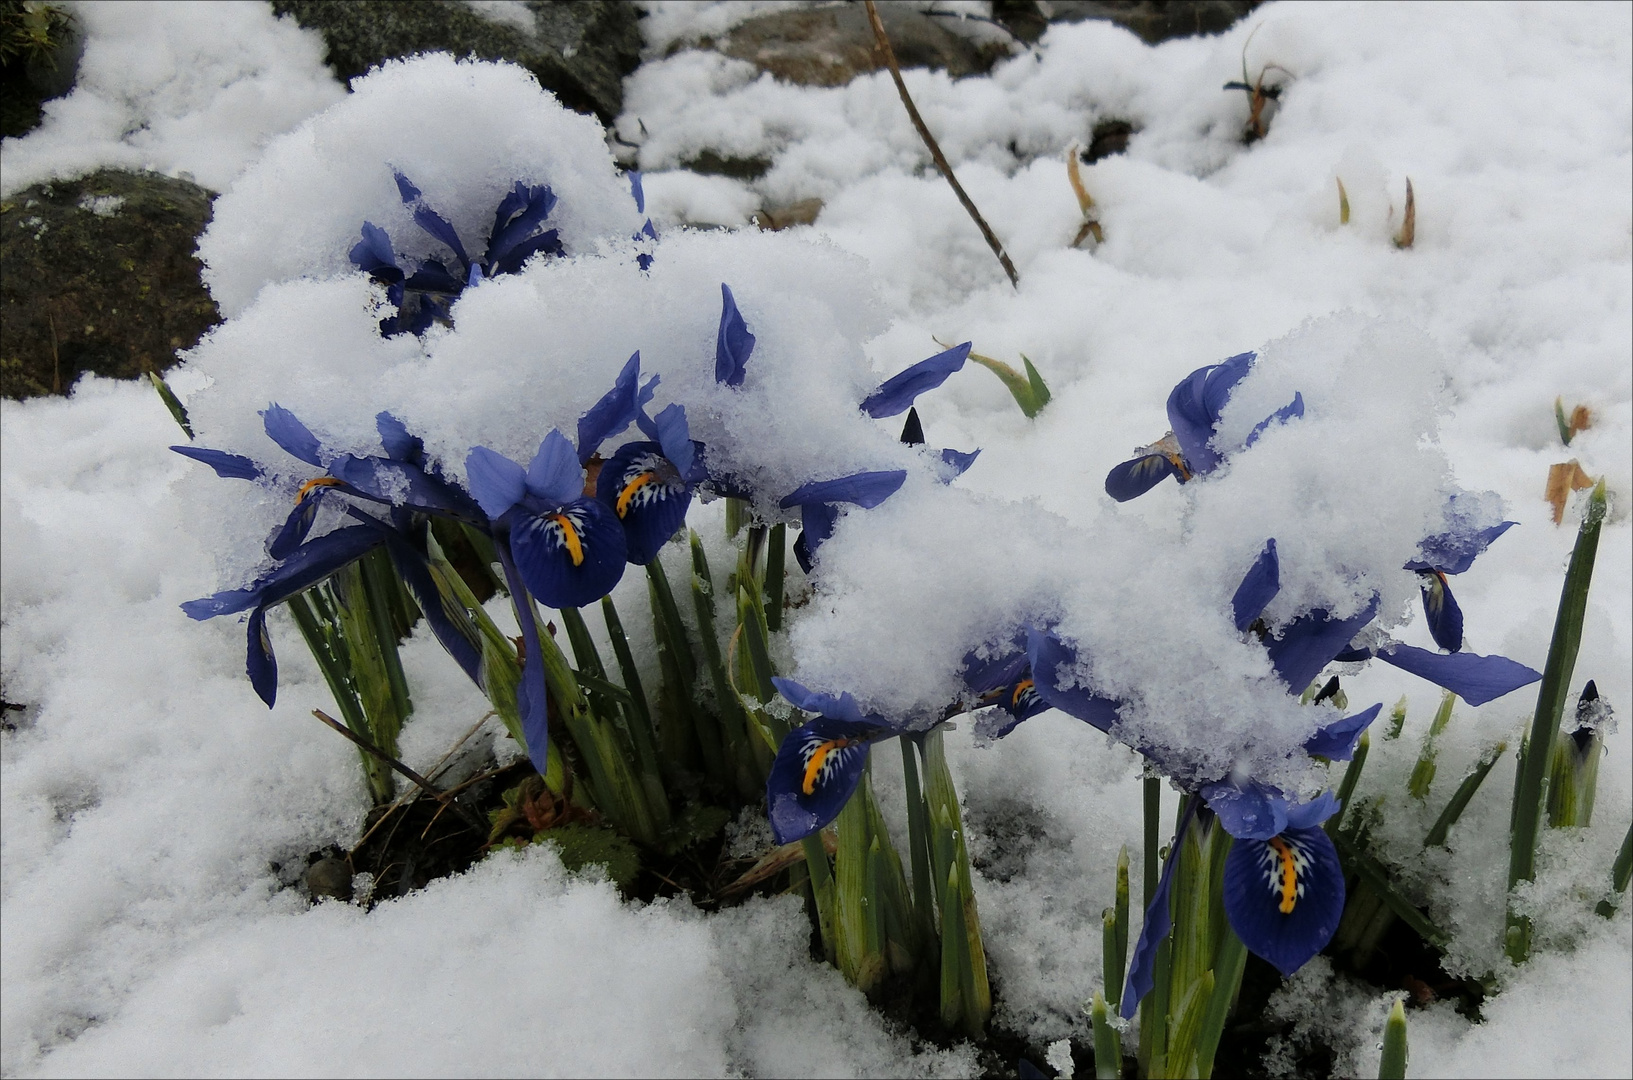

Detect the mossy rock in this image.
[531,824,642,892]
[1,169,219,399]
[271,0,641,125]
[993,0,1262,45]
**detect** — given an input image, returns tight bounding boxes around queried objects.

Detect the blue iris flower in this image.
[349,172,564,336]
[963,625,1121,741]
[764,678,906,845]
[964,607,1383,993]
[1122,787,1350,1016]
[1236,537,1541,706]
[1403,497,1517,652]
[176,409,489,703]
[780,470,908,572]
[577,352,710,565]
[465,430,628,611]
[1105,352,1303,501]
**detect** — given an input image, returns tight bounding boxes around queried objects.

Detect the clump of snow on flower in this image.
[197,54,644,318]
[787,312,1465,795]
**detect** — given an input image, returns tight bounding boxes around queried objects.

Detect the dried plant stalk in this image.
[863,0,1019,288]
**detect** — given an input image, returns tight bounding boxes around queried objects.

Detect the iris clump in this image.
[350,173,564,336]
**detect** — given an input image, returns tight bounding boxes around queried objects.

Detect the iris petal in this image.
[780,470,907,511]
[181,525,383,620]
[629,170,645,214]
[1223,825,1346,977]
[1375,645,1541,707]
[170,445,263,481]
[1025,626,1119,731]
[508,497,627,609]
[859,342,971,418]
[261,404,324,467]
[1408,519,1516,574]
[940,447,980,477]
[577,352,646,463]
[1303,703,1383,761]
[716,283,755,387]
[524,430,586,506]
[1120,806,1191,1019]
[1264,598,1380,693]
[765,715,878,844]
[1104,454,1180,502]
[267,492,324,560]
[375,412,421,462]
[1232,539,1280,632]
[1166,353,1254,474]
[465,445,528,519]
[1418,571,1465,652]
[595,441,692,564]
[640,403,696,479]
[246,605,277,707]
[1201,778,1288,841]
[349,221,400,277]
[1246,392,1304,447]
[771,678,872,723]
[496,547,552,774]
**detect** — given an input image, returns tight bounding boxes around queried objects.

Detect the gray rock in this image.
[270,0,641,125]
[1,170,220,399]
[995,0,1261,45]
[304,856,355,901]
[703,2,1014,88]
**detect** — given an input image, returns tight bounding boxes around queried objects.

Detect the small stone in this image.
[304,857,354,901]
[707,3,1013,88]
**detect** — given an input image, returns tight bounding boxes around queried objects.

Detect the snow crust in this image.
[3,2,1630,1077]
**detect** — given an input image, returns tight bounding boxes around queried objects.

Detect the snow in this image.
[3,2,1630,1077]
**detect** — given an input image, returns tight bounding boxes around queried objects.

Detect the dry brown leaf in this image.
[1545,459,1595,524]
[1394,177,1415,248]
[1568,405,1593,439]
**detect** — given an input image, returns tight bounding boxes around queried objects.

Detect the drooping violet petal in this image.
[1232,539,1280,632]
[859,342,970,419]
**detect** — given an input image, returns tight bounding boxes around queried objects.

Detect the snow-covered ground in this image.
[3,2,1629,1076]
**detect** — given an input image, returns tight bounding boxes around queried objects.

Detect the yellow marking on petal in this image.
[616,471,657,518]
[549,513,584,567]
[802,738,854,796]
[1165,452,1193,482]
[1270,835,1299,914]
[1011,679,1035,709]
[295,476,344,503]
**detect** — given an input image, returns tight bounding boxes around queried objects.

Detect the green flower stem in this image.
[1328,731,1371,838]
[1103,845,1129,1013]
[1595,822,1632,918]
[900,737,938,940]
[835,769,886,993]
[736,583,778,701]
[1508,479,1606,963]
[288,589,394,805]
[1378,999,1409,1079]
[1194,925,1246,1080]
[1091,990,1122,1079]
[1164,970,1214,1080]
[1407,691,1457,801]
[689,532,761,797]
[1423,742,1507,848]
[923,728,990,1036]
[765,522,787,632]
[1547,721,1602,828]
[802,831,838,964]
[647,557,718,780]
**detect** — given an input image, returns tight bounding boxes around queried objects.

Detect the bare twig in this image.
[864,0,1019,289]
[312,708,442,797]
